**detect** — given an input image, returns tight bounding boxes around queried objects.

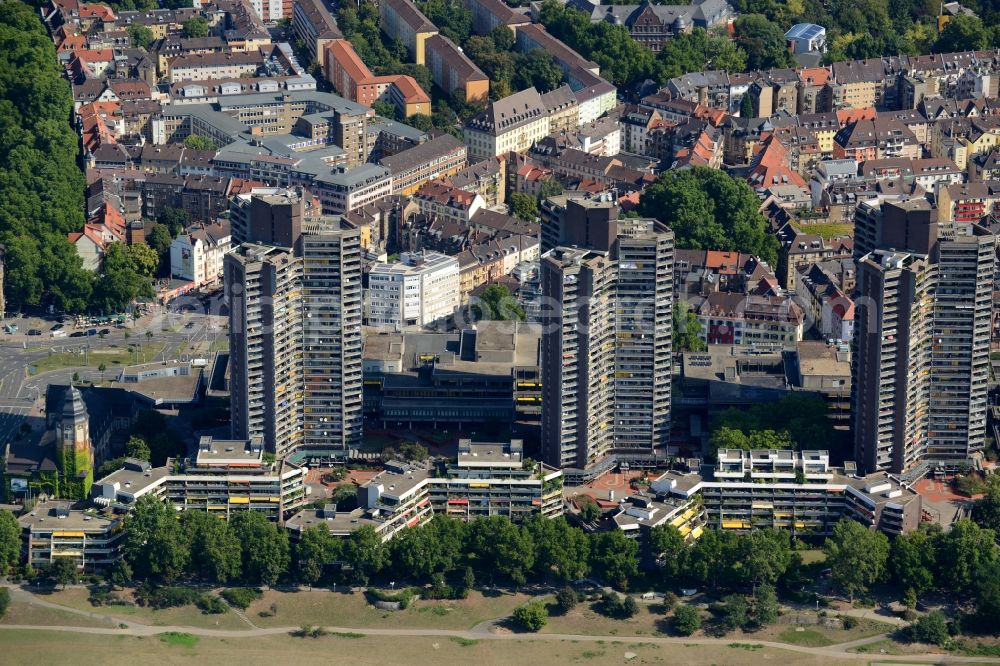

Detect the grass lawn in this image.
[209,338,229,352]
[31,343,166,374]
[798,549,826,565]
[41,588,249,631]
[755,617,894,647]
[777,627,833,647]
[0,628,860,666]
[0,599,117,628]
[247,589,531,630]
[541,599,664,637]
[797,222,854,240]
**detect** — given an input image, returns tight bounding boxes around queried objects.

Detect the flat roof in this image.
[19,501,119,532]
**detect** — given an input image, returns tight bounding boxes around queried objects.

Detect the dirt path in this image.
[3,587,991,664]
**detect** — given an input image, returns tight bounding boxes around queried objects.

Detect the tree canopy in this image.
[637,167,780,266]
[0,1,93,312]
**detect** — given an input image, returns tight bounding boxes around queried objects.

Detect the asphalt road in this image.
[0,307,226,434]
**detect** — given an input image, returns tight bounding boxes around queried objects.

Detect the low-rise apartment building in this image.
[19,501,124,572]
[379,134,467,196]
[651,450,922,537]
[91,437,308,520]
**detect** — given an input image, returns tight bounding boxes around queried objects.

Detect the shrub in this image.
[0,588,9,619]
[672,605,701,636]
[556,586,578,614]
[910,611,950,646]
[367,588,416,609]
[512,601,547,632]
[221,587,263,609]
[661,592,678,613]
[841,615,858,630]
[622,596,639,618]
[136,586,200,609]
[196,594,228,615]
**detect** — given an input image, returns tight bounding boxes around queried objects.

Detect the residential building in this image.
[292,0,342,67]
[541,217,674,479]
[785,23,826,54]
[651,451,922,537]
[169,219,232,287]
[464,87,553,160]
[91,437,308,519]
[226,209,363,459]
[19,501,123,572]
[379,133,467,196]
[366,251,460,329]
[412,181,485,224]
[379,0,437,65]
[695,292,805,345]
[853,198,994,475]
[309,163,393,215]
[323,39,431,118]
[423,35,489,104]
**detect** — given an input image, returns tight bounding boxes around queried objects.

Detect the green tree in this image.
[371,99,398,121]
[934,14,988,53]
[537,177,564,201]
[648,524,686,580]
[157,207,189,237]
[417,0,471,45]
[107,559,133,588]
[389,522,445,580]
[970,561,1000,633]
[182,134,216,151]
[125,435,151,461]
[182,511,242,583]
[656,27,747,81]
[720,594,749,631]
[934,519,997,595]
[637,167,779,266]
[971,477,1000,531]
[147,224,173,258]
[468,516,535,586]
[295,526,341,586]
[345,525,386,584]
[0,510,20,571]
[590,530,638,590]
[734,14,796,69]
[508,192,539,221]
[475,283,525,322]
[0,587,10,619]
[909,610,950,646]
[513,49,564,93]
[890,528,937,596]
[672,604,701,635]
[122,495,190,582]
[673,301,706,352]
[823,519,889,601]
[50,557,78,589]
[739,529,792,593]
[523,515,590,582]
[229,511,290,586]
[182,16,209,38]
[511,600,547,631]
[578,497,602,522]
[739,93,755,119]
[710,426,750,454]
[128,24,154,50]
[752,583,779,626]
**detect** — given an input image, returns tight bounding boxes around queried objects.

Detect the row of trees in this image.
[709,394,836,456]
[464,28,565,100]
[0,2,93,313]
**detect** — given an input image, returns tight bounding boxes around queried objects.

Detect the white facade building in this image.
[170,220,232,286]
[367,251,460,329]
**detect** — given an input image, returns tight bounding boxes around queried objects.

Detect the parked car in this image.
[86,328,97,336]
[99,328,110,335]
[69,331,85,338]
[4,324,18,334]
[27,329,42,336]
[50,323,64,331]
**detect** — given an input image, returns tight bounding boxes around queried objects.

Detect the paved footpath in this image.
[2,587,997,664]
